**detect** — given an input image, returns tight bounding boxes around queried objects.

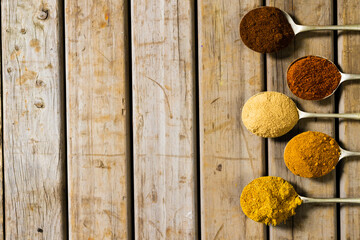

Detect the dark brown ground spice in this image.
[240,7,294,53]
[287,56,341,100]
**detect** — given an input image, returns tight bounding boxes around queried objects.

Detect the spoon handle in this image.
[301,196,360,204]
[299,110,360,120]
[340,148,360,159]
[299,25,360,32]
[341,73,360,83]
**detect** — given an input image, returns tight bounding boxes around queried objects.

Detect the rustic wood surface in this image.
[0,0,359,239]
[65,0,130,239]
[267,0,337,239]
[131,0,196,239]
[199,0,265,239]
[338,0,360,239]
[2,0,65,239]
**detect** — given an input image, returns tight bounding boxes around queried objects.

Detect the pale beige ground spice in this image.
[242,92,299,138]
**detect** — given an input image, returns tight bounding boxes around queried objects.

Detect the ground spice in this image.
[240,176,302,226]
[240,7,294,53]
[287,56,341,100]
[284,131,340,178]
[242,92,299,138]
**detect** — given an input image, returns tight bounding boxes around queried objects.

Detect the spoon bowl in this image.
[287,55,360,100]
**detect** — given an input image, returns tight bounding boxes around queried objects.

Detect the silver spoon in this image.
[282,9,360,35]
[298,109,360,121]
[300,196,360,204]
[240,7,360,53]
[339,147,360,160]
[241,91,360,138]
[287,56,360,100]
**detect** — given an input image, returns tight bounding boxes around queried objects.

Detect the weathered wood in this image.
[131,0,196,239]
[65,0,130,239]
[338,1,360,239]
[267,0,336,239]
[2,0,65,238]
[199,0,266,239]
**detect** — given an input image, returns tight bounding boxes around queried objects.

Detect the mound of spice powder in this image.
[240,7,294,53]
[242,92,299,138]
[284,131,341,178]
[287,56,341,100]
[240,176,302,226]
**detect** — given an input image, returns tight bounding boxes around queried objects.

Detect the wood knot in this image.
[36,80,45,87]
[216,164,222,171]
[7,68,12,73]
[37,228,43,233]
[34,98,45,108]
[37,9,49,20]
[20,28,26,34]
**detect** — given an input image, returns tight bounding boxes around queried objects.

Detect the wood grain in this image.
[131,0,196,239]
[65,0,130,239]
[2,0,65,238]
[198,0,266,239]
[338,1,360,239]
[267,0,336,239]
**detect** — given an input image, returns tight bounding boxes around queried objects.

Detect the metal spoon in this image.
[298,109,360,121]
[339,147,360,160]
[283,131,360,178]
[241,7,360,53]
[300,196,360,204]
[287,56,360,100]
[281,9,360,35]
[242,91,360,138]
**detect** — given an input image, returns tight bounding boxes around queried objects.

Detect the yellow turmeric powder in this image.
[284,131,340,178]
[240,176,302,226]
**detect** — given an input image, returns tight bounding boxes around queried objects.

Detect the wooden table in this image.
[1,0,360,239]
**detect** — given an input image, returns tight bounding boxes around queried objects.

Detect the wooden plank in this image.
[131,0,196,239]
[65,0,130,239]
[338,1,360,239]
[2,0,65,239]
[266,0,336,239]
[199,0,266,239]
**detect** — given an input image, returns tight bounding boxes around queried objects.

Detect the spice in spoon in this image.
[287,56,341,100]
[240,176,302,226]
[240,7,294,53]
[284,131,341,178]
[242,92,299,138]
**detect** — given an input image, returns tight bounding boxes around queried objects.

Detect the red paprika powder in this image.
[287,56,341,100]
[240,7,294,53]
